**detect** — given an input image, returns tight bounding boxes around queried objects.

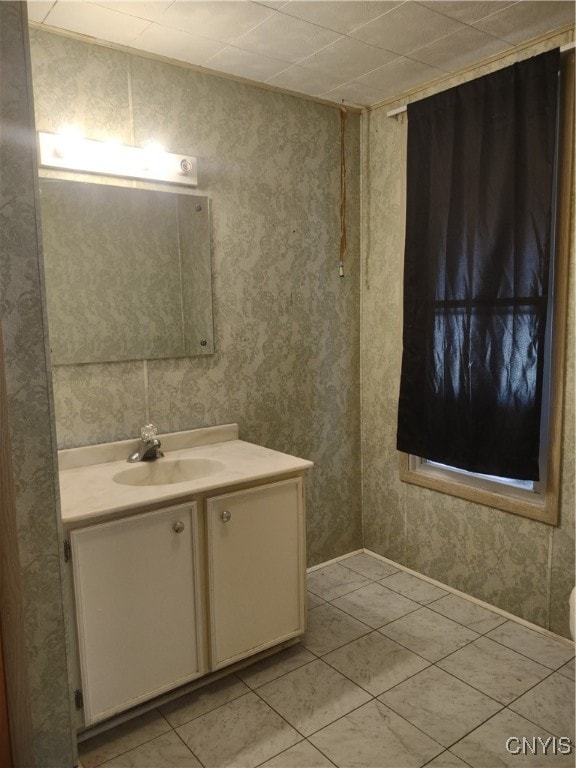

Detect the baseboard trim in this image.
[306,549,363,573]
[308,548,575,648]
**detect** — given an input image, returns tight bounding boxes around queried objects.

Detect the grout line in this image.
[377,614,482,666]
[252,738,336,768]
[504,665,569,709]
[306,596,381,634]
[79,711,172,768]
[172,728,205,767]
[143,360,150,423]
[375,576,449,605]
[302,739,339,768]
[421,749,474,768]
[241,655,317,692]
[422,600,507,635]
[319,589,422,630]
[250,680,316,741]
[505,700,573,740]
[374,695,461,755]
[306,549,364,572]
[480,632,575,671]
[319,630,431,694]
[294,696,379,741]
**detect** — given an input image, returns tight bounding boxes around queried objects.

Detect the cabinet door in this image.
[206,478,306,669]
[71,504,205,725]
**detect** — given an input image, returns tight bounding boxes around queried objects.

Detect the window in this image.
[397,49,574,524]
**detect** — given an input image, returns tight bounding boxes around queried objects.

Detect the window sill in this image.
[399,453,559,525]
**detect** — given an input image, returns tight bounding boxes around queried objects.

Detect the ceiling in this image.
[27,1,575,107]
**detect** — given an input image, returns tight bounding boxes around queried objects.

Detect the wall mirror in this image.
[39,179,214,365]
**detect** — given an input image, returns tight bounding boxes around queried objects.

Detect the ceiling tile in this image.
[133,22,227,65]
[204,45,289,81]
[265,63,350,96]
[298,35,398,82]
[88,1,174,22]
[233,12,342,63]
[351,2,469,54]
[474,2,576,44]
[26,0,576,109]
[356,55,445,100]
[410,25,512,72]
[251,0,288,8]
[321,79,392,108]
[42,2,150,44]
[278,1,402,35]
[418,2,517,25]
[27,1,56,23]
[157,0,275,44]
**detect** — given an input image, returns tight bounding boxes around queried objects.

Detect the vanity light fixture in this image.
[38,130,198,187]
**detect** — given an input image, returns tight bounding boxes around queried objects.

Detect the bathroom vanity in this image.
[58,424,312,729]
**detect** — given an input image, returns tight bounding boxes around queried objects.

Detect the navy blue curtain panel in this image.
[396,49,560,481]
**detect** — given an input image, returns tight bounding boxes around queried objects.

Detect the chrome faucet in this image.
[127,423,164,462]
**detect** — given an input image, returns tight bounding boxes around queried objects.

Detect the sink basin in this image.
[113,458,225,487]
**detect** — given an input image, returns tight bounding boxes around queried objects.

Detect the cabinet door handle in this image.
[221,510,232,523]
[173,521,185,533]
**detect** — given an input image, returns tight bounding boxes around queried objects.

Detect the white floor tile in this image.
[79,711,171,768]
[341,553,399,580]
[307,563,371,601]
[332,582,420,628]
[438,637,550,704]
[379,606,479,662]
[429,593,507,634]
[324,631,429,695]
[486,620,575,670]
[259,740,336,767]
[99,731,201,767]
[509,672,575,742]
[257,658,371,736]
[309,699,443,768]
[237,644,315,689]
[380,571,449,604]
[176,692,300,768]
[159,675,250,728]
[379,665,501,746]
[451,708,575,767]
[302,602,371,656]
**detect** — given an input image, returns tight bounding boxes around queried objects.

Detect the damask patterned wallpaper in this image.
[29,28,363,567]
[0,4,74,765]
[361,30,575,638]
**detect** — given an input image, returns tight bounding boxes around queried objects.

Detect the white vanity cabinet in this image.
[206,477,306,668]
[60,426,312,731]
[70,503,206,725]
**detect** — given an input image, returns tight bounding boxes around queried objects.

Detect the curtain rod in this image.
[386,41,575,119]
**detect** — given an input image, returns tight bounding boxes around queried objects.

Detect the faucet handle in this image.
[141,423,159,442]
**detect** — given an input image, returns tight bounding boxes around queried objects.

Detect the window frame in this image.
[399,50,574,526]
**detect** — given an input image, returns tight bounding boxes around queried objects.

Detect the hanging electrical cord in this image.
[339,105,347,277]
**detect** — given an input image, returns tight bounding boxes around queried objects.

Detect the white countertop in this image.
[58,424,313,525]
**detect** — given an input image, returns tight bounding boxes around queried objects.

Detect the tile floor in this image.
[78,552,575,768]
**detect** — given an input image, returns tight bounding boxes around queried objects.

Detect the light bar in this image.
[38,131,197,187]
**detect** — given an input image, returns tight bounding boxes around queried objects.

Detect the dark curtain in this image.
[396,49,560,481]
